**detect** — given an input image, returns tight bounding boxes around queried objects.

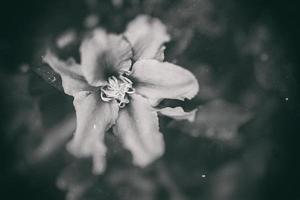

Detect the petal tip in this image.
[132,147,164,167]
[92,154,106,175]
[187,109,198,122]
[66,140,81,157]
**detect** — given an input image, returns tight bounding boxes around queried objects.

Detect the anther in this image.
[100,74,135,108]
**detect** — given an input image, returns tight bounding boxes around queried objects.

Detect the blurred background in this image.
[0,0,299,199]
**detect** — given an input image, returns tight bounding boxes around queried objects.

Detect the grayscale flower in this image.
[43,15,199,174]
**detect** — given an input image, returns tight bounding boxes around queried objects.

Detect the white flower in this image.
[43,15,199,174]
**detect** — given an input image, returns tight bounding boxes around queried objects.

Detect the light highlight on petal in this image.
[67,91,119,174]
[132,59,199,106]
[125,15,170,61]
[158,107,197,122]
[114,94,164,167]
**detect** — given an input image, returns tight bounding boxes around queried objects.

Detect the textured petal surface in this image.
[132,59,199,105]
[125,15,170,61]
[67,91,119,174]
[43,50,92,96]
[158,107,197,122]
[80,28,132,86]
[114,94,164,167]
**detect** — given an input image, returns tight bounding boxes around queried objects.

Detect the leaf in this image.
[106,167,158,200]
[171,99,252,142]
[30,114,76,163]
[33,63,64,92]
[57,160,98,200]
[165,0,226,37]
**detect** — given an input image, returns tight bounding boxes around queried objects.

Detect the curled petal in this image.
[80,28,133,86]
[132,59,199,105]
[114,94,164,167]
[43,50,92,96]
[158,107,197,122]
[67,91,119,174]
[125,15,170,61]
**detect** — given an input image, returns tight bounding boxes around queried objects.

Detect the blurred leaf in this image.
[57,160,98,200]
[29,114,76,163]
[235,24,293,96]
[165,0,227,37]
[106,167,158,200]
[170,99,252,143]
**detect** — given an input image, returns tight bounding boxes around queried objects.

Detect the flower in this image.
[43,15,199,174]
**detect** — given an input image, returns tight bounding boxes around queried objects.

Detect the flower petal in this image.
[43,50,92,96]
[80,28,133,86]
[114,94,164,167]
[125,15,170,61]
[158,107,197,122]
[132,59,199,105]
[67,91,119,174]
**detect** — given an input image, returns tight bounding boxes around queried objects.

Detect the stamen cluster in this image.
[100,74,135,108]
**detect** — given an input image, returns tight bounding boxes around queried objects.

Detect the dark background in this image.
[0,0,299,200]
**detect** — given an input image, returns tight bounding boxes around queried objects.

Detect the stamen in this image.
[100,74,135,108]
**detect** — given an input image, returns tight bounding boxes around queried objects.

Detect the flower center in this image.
[100,74,135,108]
